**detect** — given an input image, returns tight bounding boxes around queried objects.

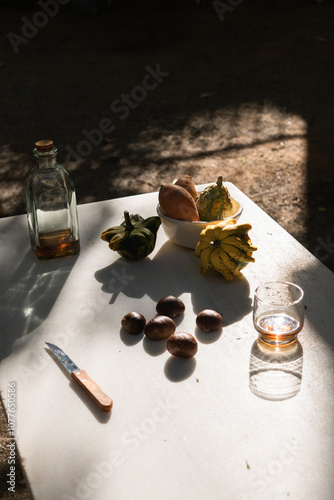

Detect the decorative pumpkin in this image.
[194,219,257,281]
[101,211,161,260]
[196,176,233,221]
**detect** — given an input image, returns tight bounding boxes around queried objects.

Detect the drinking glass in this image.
[253,282,304,345]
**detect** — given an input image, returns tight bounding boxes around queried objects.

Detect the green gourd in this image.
[101,211,161,260]
[196,176,233,221]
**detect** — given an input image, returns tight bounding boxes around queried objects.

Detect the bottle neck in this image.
[33,147,58,168]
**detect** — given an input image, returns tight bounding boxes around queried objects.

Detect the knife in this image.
[46,342,113,412]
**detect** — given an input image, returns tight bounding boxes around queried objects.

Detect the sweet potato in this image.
[175,172,197,199]
[159,184,200,221]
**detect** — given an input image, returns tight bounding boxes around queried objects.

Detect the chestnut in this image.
[144,315,176,340]
[167,332,198,358]
[156,295,185,318]
[196,309,223,332]
[121,312,146,335]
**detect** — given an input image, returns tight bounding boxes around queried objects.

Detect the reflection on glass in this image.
[253,281,304,346]
[249,339,303,401]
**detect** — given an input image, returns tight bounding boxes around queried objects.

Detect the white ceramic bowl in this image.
[157,196,243,249]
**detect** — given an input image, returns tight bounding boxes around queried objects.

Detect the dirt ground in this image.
[0,0,334,498]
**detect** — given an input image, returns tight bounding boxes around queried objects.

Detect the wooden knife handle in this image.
[71,369,113,412]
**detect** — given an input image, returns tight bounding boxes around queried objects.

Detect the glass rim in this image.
[254,281,304,306]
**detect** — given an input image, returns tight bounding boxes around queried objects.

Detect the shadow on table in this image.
[290,259,334,351]
[0,250,79,362]
[249,339,303,401]
[164,356,197,382]
[95,239,252,324]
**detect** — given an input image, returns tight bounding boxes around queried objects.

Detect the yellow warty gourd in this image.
[194,219,257,281]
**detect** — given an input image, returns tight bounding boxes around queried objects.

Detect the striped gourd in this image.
[196,177,233,221]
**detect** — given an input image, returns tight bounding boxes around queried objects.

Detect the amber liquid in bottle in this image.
[33,230,80,259]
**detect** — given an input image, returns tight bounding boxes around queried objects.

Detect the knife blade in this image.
[46,342,113,412]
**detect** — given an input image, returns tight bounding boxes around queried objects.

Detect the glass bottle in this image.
[24,140,80,259]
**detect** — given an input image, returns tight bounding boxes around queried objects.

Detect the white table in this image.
[1,183,334,500]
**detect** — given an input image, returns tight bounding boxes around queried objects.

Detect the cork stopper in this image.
[35,140,54,152]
